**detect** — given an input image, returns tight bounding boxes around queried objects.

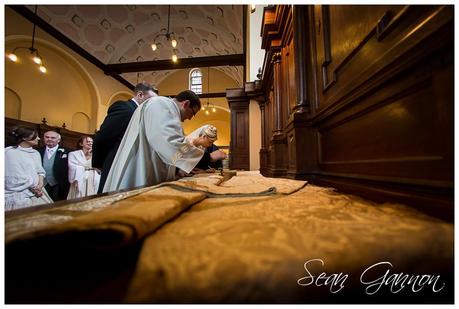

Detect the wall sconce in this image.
[7,5,47,73]
[151,5,178,62]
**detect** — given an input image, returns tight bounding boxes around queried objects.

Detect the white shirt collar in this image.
[131,98,140,106]
[46,145,59,152]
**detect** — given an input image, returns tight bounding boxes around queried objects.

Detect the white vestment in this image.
[103,96,204,192]
[5,146,53,211]
[67,150,100,199]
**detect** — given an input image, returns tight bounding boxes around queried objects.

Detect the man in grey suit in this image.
[38,131,70,201]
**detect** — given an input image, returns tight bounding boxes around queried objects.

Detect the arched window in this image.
[189,68,202,94]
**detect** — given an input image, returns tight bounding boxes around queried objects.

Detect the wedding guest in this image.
[5,126,53,211]
[38,131,70,201]
[67,136,100,199]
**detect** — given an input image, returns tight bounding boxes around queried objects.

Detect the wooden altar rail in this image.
[5,117,93,150]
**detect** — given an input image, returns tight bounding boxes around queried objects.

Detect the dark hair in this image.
[76,135,92,150]
[8,126,38,146]
[134,82,155,94]
[175,90,201,110]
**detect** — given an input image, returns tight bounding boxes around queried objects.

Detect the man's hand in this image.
[191,168,206,174]
[177,169,193,178]
[210,150,227,162]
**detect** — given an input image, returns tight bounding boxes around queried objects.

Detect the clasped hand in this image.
[29,185,43,197]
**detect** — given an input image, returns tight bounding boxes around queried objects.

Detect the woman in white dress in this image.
[67,136,100,199]
[185,125,227,174]
[5,126,53,211]
[185,124,217,150]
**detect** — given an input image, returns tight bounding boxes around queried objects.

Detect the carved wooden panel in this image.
[5,117,91,150]
[259,4,453,218]
[282,38,297,120]
[227,90,250,170]
[318,49,453,183]
[313,5,453,182]
[268,88,274,137]
[311,5,455,114]
[234,111,248,149]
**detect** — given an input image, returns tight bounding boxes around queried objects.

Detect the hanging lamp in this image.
[151,5,178,62]
[7,5,47,73]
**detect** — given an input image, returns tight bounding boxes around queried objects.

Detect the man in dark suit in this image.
[38,130,70,201]
[92,82,158,193]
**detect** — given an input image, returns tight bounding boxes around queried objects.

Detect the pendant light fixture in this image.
[7,5,47,73]
[151,5,178,62]
[202,67,216,115]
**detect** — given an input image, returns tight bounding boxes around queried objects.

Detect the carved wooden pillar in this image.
[292,5,311,114]
[285,5,319,179]
[226,88,250,170]
[258,100,269,175]
[269,52,287,176]
[272,52,283,136]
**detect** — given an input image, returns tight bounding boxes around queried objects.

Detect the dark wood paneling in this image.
[313,6,453,180]
[243,5,247,84]
[258,4,453,219]
[5,117,91,150]
[314,5,453,218]
[226,88,250,170]
[313,5,452,117]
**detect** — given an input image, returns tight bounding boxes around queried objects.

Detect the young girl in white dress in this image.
[5,126,53,211]
[67,136,100,199]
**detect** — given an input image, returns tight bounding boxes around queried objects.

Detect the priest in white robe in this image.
[103,90,213,192]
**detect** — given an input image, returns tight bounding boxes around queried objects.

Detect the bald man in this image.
[38,131,70,201]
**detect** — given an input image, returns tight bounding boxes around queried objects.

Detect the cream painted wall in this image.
[5,7,132,133]
[158,67,238,96]
[5,87,22,119]
[246,5,266,171]
[108,92,133,106]
[249,5,267,81]
[6,38,96,130]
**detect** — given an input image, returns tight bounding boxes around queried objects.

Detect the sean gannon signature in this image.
[297,259,445,295]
